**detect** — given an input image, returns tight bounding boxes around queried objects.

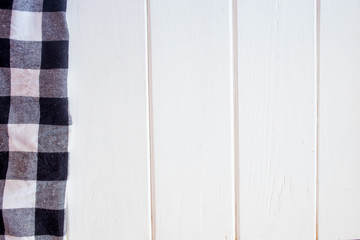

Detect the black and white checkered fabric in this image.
[0,0,69,239]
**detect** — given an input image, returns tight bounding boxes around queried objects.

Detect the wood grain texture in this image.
[318,1,360,239]
[237,0,316,239]
[66,0,151,239]
[149,0,235,239]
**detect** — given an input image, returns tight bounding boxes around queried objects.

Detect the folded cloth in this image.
[0,0,70,239]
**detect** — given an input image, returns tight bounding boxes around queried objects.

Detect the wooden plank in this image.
[149,0,235,239]
[66,0,151,239]
[237,0,316,239]
[318,1,360,239]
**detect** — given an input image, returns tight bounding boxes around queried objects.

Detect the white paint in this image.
[65,0,360,239]
[237,0,316,239]
[66,0,151,239]
[318,0,360,239]
[149,0,235,239]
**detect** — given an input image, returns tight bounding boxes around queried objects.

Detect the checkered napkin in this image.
[0,0,69,239]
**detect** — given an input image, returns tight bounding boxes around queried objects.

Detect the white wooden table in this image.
[66,0,360,239]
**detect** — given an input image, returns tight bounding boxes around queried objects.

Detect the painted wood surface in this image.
[237,1,316,239]
[65,0,360,239]
[149,0,235,239]
[318,0,360,239]
[66,0,151,239]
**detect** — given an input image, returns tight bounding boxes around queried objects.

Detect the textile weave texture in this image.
[0,0,69,239]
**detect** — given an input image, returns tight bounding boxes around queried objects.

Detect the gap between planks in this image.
[315,0,321,239]
[146,0,156,239]
[232,0,240,240]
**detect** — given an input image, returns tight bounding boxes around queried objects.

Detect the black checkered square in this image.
[0,97,10,124]
[37,153,68,181]
[0,1,13,11]
[0,1,69,239]
[35,209,65,236]
[0,39,10,68]
[0,153,8,180]
[40,98,68,125]
[41,41,69,69]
